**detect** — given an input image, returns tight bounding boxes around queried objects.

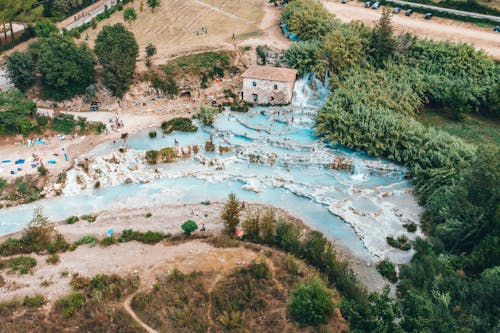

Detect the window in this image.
[252,81,257,87]
[252,94,258,102]
[274,84,278,90]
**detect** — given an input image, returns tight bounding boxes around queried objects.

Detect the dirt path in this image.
[322,0,500,59]
[124,293,158,333]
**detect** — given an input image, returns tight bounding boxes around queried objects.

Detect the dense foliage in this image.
[287,277,334,326]
[283,0,500,331]
[0,89,37,135]
[37,35,95,100]
[3,51,36,91]
[281,0,337,40]
[94,24,139,97]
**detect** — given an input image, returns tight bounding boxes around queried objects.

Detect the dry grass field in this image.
[78,0,266,68]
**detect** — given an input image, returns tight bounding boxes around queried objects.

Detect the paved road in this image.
[386,0,500,23]
[60,0,117,31]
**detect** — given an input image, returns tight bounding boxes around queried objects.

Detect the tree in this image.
[287,277,334,326]
[260,208,276,245]
[321,26,367,75]
[123,7,137,24]
[95,24,139,97]
[281,0,337,40]
[4,51,36,91]
[221,193,241,236]
[146,0,160,12]
[0,0,43,44]
[181,220,198,236]
[371,8,395,64]
[37,35,95,100]
[242,209,260,241]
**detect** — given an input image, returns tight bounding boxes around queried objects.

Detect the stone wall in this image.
[242,78,294,105]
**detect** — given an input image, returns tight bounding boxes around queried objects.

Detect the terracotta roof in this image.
[241,66,297,83]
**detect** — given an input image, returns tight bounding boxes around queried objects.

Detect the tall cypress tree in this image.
[371,8,395,64]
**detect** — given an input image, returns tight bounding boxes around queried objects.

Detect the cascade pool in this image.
[0,75,422,263]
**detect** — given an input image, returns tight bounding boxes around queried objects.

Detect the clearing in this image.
[322,0,500,59]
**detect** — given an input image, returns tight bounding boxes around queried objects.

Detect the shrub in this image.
[99,236,116,247]
[37,165,48,176]
[161,117,198,134]
[118,229,169,244]
[149,130,157,138]
[145,213,152,218]
[287,277,334,326]
[249,261,270,280]
[46,253,60,265]
[182,220,198,236]
[376,260,398,283]
[22,294,45,307]
[56,292,85,318]
[403,223,417,233]
[386,235,412,251]
[75,235,98,248]
[80,214,97,222]
[1,256,37,274]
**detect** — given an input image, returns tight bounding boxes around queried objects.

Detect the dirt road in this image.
[323,0,500,59]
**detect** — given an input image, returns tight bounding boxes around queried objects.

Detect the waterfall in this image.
[351,157,368,181]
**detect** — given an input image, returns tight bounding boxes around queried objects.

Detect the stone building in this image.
[241,66,297,105]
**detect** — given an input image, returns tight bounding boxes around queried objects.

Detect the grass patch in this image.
[131,269,209,332]
[46,253,60,265]
[0,256,37,274]
[387,235,412,251]
[65,216,79,224]
[22,294,45,307]
[418,109,500,146]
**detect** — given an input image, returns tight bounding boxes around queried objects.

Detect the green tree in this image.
[221,193,241,236]
[321,26,367,75]
[260,208,276,245]
[181,220,198,236]
[0,0,43,45]
[371,8,395,64]
[4,51,36,91]
[37,35,95,100]
[95,24,139,97]
[281,0,337,41]
[242,209,260,241]
[123,7,137,24]
[146,0,160,12]
[287,277,334,326]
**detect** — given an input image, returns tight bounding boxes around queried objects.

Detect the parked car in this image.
[372,2,380,9]
[494,26,500,32]
[364,1,372,8]
[341,0,349,3]
[405,9,413,16]
[424,12,433,19]
[392,7,401,14]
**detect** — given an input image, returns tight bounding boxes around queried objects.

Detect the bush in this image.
[0,256,37,274]
[249,261,270,280]
[80,214,97,222]
[287,277,334,326]
[260,208,276,245]
[403,223,417,232]
[56,292,85,318]
[275,220,301,254]
[118,229,169,244]
[376,260,398,283]
[182,220,198,236]
[22,294,45,307]
[46,253,60,265]
[242,210,260,242]
[37,166,48,176]
[99,236,116,247]
[386,235,412,251]
[149,130,157,138]
[161,117,198,134]
[73,235,98,249]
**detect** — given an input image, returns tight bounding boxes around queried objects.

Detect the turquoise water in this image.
[0,76,420,262]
